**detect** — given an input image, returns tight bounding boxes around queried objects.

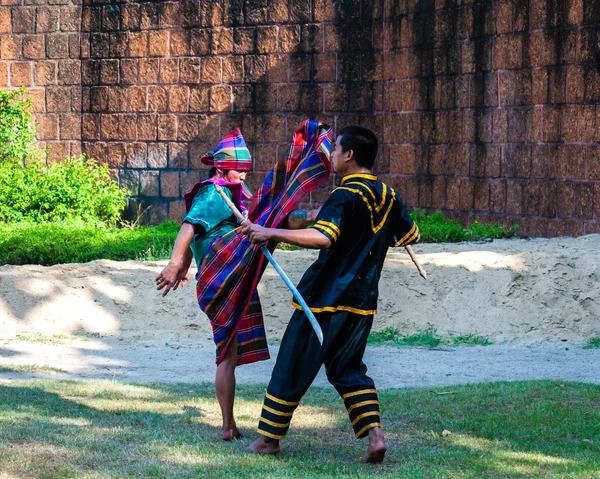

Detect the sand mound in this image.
[1,235,599,345]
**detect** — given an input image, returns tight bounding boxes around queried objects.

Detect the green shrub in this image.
[0,155,127,225]
[0,220,180,266]
[410,210,519,243]
[0,87,42,166]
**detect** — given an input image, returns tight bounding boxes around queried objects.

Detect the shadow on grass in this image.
[0,381,598,478]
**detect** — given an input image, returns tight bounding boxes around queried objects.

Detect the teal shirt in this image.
[182,183,239,268]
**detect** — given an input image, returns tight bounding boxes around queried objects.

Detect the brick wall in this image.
[2,0,599,236]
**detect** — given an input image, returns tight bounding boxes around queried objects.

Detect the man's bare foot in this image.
[361,427,387,464]
[222,425,244,441]
[244,435,280,454]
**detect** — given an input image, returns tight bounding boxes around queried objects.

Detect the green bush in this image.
[411,210,519,243]
[0,87,41,166]
[0,220,180,266]
[0,155,127,225]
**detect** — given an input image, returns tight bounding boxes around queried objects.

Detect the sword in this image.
[214,184,324,345]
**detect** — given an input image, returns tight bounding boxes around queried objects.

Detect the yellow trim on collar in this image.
[340,173,377,186]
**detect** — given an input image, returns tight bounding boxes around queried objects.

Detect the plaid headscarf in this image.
[196,120,333,366]
[201,128,252,171]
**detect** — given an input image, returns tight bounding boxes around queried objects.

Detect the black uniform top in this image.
[292,173,419,316]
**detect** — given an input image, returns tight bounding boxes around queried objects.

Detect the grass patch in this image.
[583,337,600,349]
[0,210,519,266]
[0,364,66,374]
[0,380,597,478]
[411,210,519,243]
[368,327,493,347]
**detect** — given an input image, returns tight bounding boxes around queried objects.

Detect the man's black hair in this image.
[338,126,379,169]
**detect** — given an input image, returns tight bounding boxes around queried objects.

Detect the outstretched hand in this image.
[155,263,191,297]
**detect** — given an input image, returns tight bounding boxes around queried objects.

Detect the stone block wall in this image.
[1,0,599,236]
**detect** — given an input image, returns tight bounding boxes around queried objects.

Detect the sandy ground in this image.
[1,235,599,387]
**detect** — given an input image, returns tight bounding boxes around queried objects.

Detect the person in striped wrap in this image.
[242,126,420,463]
[155,127,253,441]
[156,121,334,442]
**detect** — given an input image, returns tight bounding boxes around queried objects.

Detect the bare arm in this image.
[241,221,331,249]
[155,222,194,296]
[283,208,321,230]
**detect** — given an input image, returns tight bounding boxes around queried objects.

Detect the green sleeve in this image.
[182,184,233,233]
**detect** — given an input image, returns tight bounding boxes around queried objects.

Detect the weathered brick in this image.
[58,59,80,85]
[138,170,159,197]
[578,106,595,142]
[211,27,233,54]
[60,5,80,32]
[147,143,167,169]
[36,7,60,33]
[148,86,167,112]
[1,36,22,59]
[550,146,567,180]
[268,1,288,22]
[565,145,585,180]
[0,62,7,86]
[108,86,127,112]
[100,60,119,85]
[189,86,209,112]
[542,106,560,142]
[190,29,210,56]
[209,85,231,112]
[473,179,490,212]
[197,114,219,142]
[176,114,199,141]
[129,32,148,58]
[170,30,190,56]
[140,3,159,29]
[120,59,138,85]
[109,32,127,58]
[160,1,181,28]
[12,7,35,33]
[137,114,157,141]
[279,25,300,53]
[158,114,176,140]
[149,30,170,57]
[178,58,199,84]
[130,86,148,112]
[490,180,506,213]
[159,58,179,83]
[324,24,341,52]
[202,0,224,26]
[22,34,44,59]
[257,26,277,54]
[160,171,180,198]
[46,33,69,58]
[245,0,267,24]
[127,143,147,169]
[201,56,221,83]
[89,33,109,58]
[59,113,80,140]
[106,142,126,168]
[560,106,578,142]
[169,85,189,112]
[0,9,10,33]
[34,60,56,85]
[10,62,32,86]
[138,59,158,84]
[233,27,255,54]
[244,54,267,82]
[221,55,243,83]
[119,115,137,140]
[82,113,100,140]
[555,182,575,219]
[24,87,45,113]
[100,113,119,140]
[168,142,188,168]
[36,113,58,140]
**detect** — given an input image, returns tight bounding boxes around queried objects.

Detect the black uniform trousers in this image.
[257,308,380,440]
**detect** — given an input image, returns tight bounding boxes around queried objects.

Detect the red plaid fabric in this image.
[196,120,333,365]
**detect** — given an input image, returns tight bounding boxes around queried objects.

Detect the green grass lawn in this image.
[0,380,598,478]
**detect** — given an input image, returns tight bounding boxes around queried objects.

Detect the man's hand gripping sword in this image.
[214,184,324,345]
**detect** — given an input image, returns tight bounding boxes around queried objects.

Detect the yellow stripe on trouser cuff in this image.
[355,422,381,438]
[257,428,286,440]
[351,410,380,426]
[342,388,377,400]
[347,399,379,414]
[265,392,299,406]
[260,417,290,428]
[263,405,294,416]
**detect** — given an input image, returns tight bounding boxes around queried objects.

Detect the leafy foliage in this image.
[0,87,41,166]
[0,155,127,225]
[411,210,519,243]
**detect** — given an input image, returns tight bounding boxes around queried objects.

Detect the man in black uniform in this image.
[241,126,419,463]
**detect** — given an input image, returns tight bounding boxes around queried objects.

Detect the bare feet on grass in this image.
[222,424,244,441]
[244,435,281,454]
[361,427,387,464]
